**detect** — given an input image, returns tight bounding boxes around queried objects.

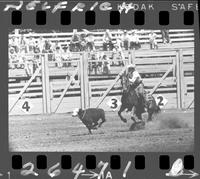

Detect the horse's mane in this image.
[121,71,130,92]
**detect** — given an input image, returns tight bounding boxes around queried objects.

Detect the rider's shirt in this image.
[129,70,142,84]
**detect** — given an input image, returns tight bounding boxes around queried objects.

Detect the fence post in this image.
[176,50,185,109]
[83,52,90,108]
[41,54,51,114]
[128,51,131,65]
[80,53,85,109]
[179,50,186,109]
[41,54,47,113]
[130,49,135,64]
[45,54,51,113]
[176,50,184,109]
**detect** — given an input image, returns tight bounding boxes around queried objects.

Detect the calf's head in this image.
[72,108,80,117]
[72,108,84,117]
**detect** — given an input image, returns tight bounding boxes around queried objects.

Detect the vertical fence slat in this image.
[176,50,181,109]
[83,52,90,108]
[179,50,186,109]
[42,55,47,113]
[44,54,51,113]
[80,53,85,109]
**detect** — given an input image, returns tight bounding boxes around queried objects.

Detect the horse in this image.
[118,71,160,124]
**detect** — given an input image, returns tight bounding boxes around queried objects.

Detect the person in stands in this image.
[149,31,158,49]
[102,54,110,74]
[121,30,130,50]
[70,29,81,52]
[86,32,95,52]
[54,46,63,68]
[102,29,113,51]
[161,29,172,44]
[129,30,141,50]
[27,36,35,53]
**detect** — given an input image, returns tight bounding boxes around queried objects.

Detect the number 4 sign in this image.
[107,97,121,111]
[18,99,34,114]
[155,95,168,109]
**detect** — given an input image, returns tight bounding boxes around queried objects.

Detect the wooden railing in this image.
[9,47,194,114]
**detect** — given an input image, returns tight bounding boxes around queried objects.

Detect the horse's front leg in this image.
[135,106,143,122]
[118,105,127,123]
[131,106,137,123]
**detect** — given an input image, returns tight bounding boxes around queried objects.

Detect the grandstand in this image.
[9,29,194,50]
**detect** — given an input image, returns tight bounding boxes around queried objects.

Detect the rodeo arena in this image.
[9,29,194,152]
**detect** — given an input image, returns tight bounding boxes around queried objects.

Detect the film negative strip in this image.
[0,0,199,179]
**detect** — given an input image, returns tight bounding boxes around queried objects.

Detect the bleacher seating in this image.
[9,29,194,50]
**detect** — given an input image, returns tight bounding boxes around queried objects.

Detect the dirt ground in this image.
[9,109,194,152]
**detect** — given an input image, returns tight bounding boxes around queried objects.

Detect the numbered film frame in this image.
[0,0,200,179]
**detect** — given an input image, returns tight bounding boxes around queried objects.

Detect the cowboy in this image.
[129,30,141,50]
[102,29,114,51]
[121,30,130,50]
[70,29,81,52]
[149,30,158,50]
[127,64,146,107]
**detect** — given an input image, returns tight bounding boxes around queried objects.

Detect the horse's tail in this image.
[150,96,161,114]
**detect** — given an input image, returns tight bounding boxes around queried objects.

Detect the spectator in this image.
[88,53,98,75]
[149,31,158,49]
[43,39,52,53]
[129,30,141,50]
[112,37,123,66]
[19,34,28,54]
[62,46,72,67]
[34,41,41,68]
[9,47,17,69]
[79,32,87,51]
[34,41,41,53]
[9,36,19,53]
[24,57,34,76]
[86,32,95,52]
[53,40,62,52]
[103,29,113,51]
[161,29,171,44]
[102,54,110,74]
[27,36,35,53]
[70,29,81,52]
[54,47,63,68]
[38,36,45,53]
[121,30,130,50]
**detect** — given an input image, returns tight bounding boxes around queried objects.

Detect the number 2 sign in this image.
[155,95,168,109]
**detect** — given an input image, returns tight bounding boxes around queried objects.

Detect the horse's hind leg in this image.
[147,110,153,122]
[118,105,127,123]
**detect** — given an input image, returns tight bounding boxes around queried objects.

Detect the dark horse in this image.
[118,71,160,124]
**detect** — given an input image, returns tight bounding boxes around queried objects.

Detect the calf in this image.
[72,108,106,134]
